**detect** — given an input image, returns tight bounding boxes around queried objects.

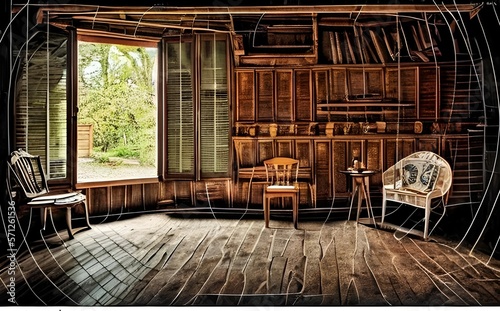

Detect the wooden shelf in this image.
[317,102,414,108]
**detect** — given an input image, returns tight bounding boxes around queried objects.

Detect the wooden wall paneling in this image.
[276,139,293,158]
[236,70,255,122]
[385,67,417,121]
[332,140,348,195]
[441,134,483,206]
[314,69,329,105]
[173,181,194,205]
[128,184,144,211]
[314,69,330,121]
[348,140,364,165]
[331,68,347,102]
[440,62,483,122]
[347,67,383,99]
[235,138,257,168]
[418,66,439,120]
[158,181,176,205]
[295,69,313,121]
[296,139,313,206]
[193,180,229,207]
[296,139,313,174]
[257,139,275,165]
[89,187,108,216]
[384,138,416,170]
[256,70,274,121]
[418,137,440,154]
[314,140,332,201]
[276,70,294,121]
[144,183,159,209]
[366,139,383,190]
[111,186,126,213]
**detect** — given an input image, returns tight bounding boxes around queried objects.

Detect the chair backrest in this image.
[383,151,452,195]
[263,157,299,186]
[8,149,50,199]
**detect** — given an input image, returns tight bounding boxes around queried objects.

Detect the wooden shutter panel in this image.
[15,33,68,180]
[295,69,312,121]
[200,37,229,177]
[256,70,274,121]
[166,40,195,176]
[236,70,255,122]
[276,70,293,121]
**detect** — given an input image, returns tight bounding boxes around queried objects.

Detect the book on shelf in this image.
[329,31,339,64]
[353,26,365,63]
[335,32,343,64]
[345,31,357,64]
[369,29,389,64]
[362,31,378,63]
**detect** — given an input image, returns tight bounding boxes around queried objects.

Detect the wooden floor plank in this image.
[3,213,500,306]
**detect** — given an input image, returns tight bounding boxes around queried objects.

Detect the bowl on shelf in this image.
[356,168,365,173]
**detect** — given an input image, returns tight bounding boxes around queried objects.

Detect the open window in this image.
[76,38,159,183]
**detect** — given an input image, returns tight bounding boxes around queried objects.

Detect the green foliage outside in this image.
[78,42,157,166]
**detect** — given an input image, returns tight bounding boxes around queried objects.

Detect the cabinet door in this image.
[385,138,415,170]
[418,66,439,120]
[276,139,293,158]
[332,140,348,195]
[234,139,256,168]
[276,70,293,121]
[315,140,332,200]
[236,70,255,121]
[295,69,313,121]
[418,138,440,154]
[366,139,383,188]
[331,68,347,101]
[257,140,274,165]
[386,67,417,120]
[348,68,383,99]
[314,69,330,105]
[256,70,274,121]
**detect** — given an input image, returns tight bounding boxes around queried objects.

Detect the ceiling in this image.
[11,1,484,44]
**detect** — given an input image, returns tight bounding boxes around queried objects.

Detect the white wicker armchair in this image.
[381,151,452,240]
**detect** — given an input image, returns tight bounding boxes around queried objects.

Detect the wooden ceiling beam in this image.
[28,4,480,17]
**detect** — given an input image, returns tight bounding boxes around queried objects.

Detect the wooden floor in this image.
[2,212,500,306]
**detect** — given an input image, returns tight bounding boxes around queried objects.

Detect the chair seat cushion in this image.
[266,185,297,191]
[28,192,85,205]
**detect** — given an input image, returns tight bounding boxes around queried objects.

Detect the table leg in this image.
[348,184,358,220]
[293,194,298,229]
[361,180,377,228]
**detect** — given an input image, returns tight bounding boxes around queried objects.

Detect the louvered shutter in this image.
[166,40,195,176]
[199,37,230,178]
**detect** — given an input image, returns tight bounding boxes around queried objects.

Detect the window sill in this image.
[76,177,159,189]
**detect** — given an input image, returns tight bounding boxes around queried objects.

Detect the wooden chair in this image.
[263,157,300,229]
[381,151,452,240]
[8,149,91,240]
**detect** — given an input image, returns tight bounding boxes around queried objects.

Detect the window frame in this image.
[73,32,162,187]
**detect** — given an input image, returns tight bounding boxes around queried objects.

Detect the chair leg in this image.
[40,207,48,231]
[423,200,432,241]
[381,192,387,226]
[66,207,75,239]
[264,192,269,228]
[83,200,92,229]
[293,194,298,229]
